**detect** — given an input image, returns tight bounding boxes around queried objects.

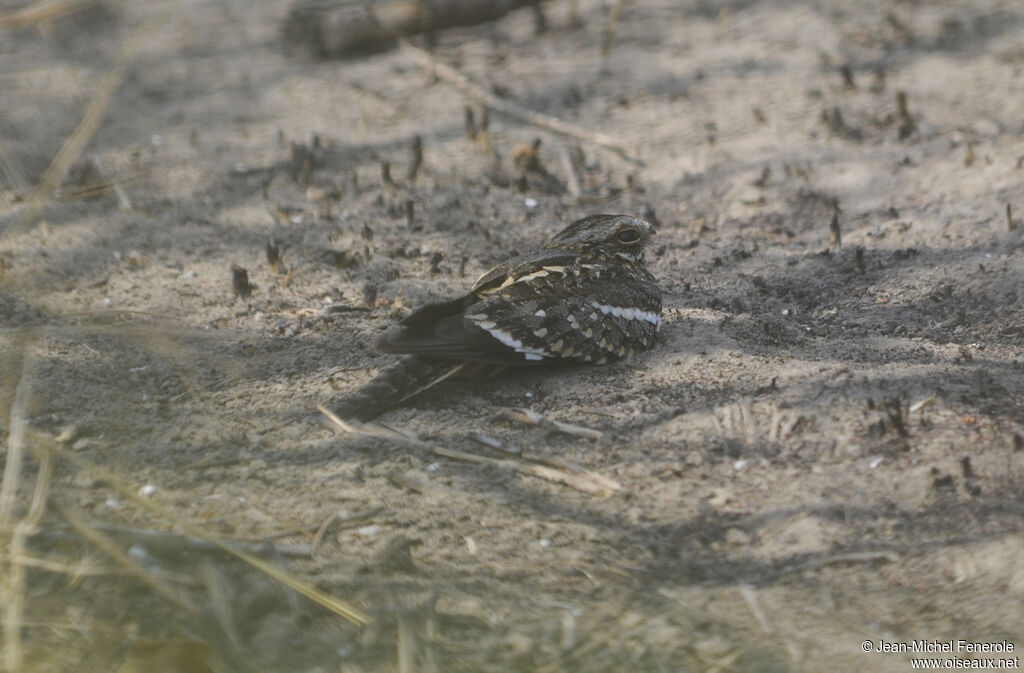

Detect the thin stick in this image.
[401,39,641,164]
[430,445,620,495]
[601,0,625,57]
[558,144,583,198]
[495,407,604,440]
[319,406,620,496]
[779,549,900,577]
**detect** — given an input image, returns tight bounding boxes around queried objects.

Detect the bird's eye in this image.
[617,228,641,243]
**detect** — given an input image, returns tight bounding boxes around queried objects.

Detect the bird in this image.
[329,213,662,422]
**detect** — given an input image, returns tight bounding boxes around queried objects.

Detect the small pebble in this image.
[358,525,380,537]
[707,488,732,507]
[725,528,751,546]
[55,424,79,444]
[127,544,155,564]
[138,484,158,497]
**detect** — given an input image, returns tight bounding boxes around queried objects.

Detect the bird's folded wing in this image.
[375,296,533,364]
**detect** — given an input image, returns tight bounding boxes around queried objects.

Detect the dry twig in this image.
[401,39,640,163]
[558,144,583,198]
[311,507,385,551]
[495,407,604,440]
[318,405,620,496]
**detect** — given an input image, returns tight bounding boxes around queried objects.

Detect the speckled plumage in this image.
[332,214,661,421]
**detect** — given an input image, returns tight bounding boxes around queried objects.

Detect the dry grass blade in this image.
[55,503,200,616]
[15,551,196,584]
[558,144,583,198]
[55,169,143,206]
[0,0,94,29]
[397,613,416,673]
[401,39,641,164]
[74,521,311,557]
[0,139,29,193]
[317,405,419,442]
[8,11,166,237]
[738,585,771,634]
[33,436,372,626]
[600,0,625,57]
[0,339,40,673]
[908,395,937,413]
[13,552,104,577]
[0,343,36,522]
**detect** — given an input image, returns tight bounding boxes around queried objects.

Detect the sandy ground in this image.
[2,0,1024,671]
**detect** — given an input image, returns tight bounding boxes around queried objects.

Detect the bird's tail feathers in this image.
[330,356,468,422]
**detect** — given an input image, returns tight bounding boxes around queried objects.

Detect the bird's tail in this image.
[329,355,468,422]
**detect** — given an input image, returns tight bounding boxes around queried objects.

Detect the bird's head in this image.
[544,214,655,263]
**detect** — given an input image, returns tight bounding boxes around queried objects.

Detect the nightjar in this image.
[331,214,662,422]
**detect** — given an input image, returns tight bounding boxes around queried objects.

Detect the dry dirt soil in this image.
[2,0,1024,671]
